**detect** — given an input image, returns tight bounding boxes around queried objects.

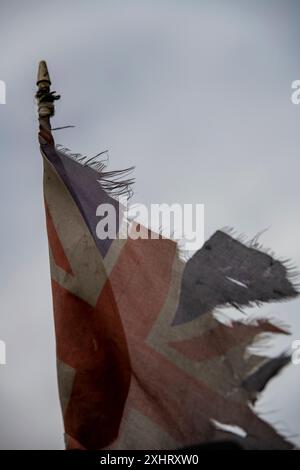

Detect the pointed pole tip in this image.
[37,60,51,86]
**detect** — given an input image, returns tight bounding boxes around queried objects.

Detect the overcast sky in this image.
[0,0,300,449]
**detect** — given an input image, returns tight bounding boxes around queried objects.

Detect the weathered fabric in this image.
[41,141,298,450]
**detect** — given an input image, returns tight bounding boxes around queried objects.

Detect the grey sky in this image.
[0,0,299,449]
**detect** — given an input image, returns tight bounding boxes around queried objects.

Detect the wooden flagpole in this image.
[36,60,60,145]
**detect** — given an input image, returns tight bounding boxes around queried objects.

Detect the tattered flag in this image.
[37,61,298,450]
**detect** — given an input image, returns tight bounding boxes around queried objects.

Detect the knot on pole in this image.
[36,90,61,103]
[36,89,60,117]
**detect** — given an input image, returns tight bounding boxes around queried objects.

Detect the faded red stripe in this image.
[169,320,288,361]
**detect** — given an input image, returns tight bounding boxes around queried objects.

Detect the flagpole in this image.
[36,60,60,145]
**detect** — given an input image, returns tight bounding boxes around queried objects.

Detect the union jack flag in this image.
[40,141,297,450]
[36,61,298,450]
